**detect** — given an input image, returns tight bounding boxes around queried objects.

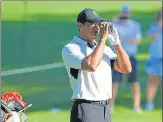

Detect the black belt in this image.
[73,99,110,105]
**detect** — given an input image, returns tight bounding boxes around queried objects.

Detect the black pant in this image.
[70,99,111,122]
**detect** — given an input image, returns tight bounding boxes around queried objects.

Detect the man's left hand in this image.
[108,25,121,45]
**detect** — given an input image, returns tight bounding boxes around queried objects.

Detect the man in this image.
[145,9,162,111]
[62,8,131,122]
[110,5,142,113]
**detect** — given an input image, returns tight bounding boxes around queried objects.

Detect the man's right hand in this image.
[99,22,111,41]
[81,22,112,72]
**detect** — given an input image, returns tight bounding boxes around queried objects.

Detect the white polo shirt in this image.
[62,36,117,101]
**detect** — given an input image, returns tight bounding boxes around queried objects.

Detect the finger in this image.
[107,22,113,32]
[108,22,112,25]
[105,23,109,31]
[100,22,106,32]
[103,22,109,32]
[100,22,106,28]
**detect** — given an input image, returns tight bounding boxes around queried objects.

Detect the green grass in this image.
[2,1,161,13]
[1,1,162,21]
[1,1,162,122]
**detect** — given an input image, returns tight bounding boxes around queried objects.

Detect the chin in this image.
[92,35,98,39]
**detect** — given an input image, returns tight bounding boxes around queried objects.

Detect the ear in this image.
[77,22,83,29]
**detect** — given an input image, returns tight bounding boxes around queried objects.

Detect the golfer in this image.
[62,8,131,122]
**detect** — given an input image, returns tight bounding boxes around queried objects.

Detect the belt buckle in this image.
[99,101,102,105]
[101,100,107,105]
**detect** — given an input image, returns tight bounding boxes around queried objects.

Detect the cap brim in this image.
[87,17,105,23]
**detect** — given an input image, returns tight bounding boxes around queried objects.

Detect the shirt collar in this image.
[73,36,88,46]
[73,36,97,48]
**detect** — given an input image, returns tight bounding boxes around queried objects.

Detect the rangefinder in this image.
[98,20,114,33]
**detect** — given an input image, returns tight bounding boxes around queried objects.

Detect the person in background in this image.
[145,8,162,111]
[110,5,142,113]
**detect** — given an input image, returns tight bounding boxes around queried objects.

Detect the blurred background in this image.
[1,1,162,122]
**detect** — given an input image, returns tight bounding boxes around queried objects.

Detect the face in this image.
[158,17,162,28]
[156,10,162,27]
[78,22,100,41]
[119,11,131,20]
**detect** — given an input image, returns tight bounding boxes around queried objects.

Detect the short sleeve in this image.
[62,45,85,69]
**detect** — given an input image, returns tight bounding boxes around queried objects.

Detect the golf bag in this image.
[1,91,32,122]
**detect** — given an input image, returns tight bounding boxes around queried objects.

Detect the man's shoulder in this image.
[62,40,81,53]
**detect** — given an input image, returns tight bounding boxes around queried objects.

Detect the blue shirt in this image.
[113,19,142,56]
[147,23,162,58]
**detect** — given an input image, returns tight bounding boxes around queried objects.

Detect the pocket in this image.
[77,103,83,120]
[80,103,104,122]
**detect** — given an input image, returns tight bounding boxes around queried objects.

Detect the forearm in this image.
[81,22,110,71]
[114,44,132,73]
[86,39,106,71]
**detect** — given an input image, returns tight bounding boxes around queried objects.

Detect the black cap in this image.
[77,8,105,24]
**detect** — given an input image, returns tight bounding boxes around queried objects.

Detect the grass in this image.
[1,1,162,122]
[2,1,161,13]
